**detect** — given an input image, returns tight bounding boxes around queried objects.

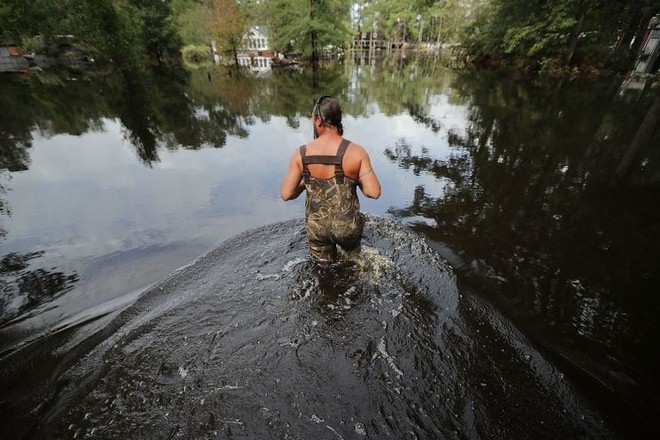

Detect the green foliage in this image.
[1,0,653,74]
[462,0,659,71]
[182,44,213,66]
[20,35,47,53]
[173,0,214,45]
[211,0,248,64]
[133,0,183,62]
[241,0,270,24]
[0,0,60,46]
[0,0,182,66]
[357,0,474,45]
[265,0,352,57]
[72,0,143,63]
[463,0,578,58]
[426,0,464,44]
[361,0,417,43]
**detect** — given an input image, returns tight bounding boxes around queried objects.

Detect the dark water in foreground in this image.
[0,58,659,438]
[4,219,614,439]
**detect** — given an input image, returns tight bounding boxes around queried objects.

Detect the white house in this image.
[237,26,273,71]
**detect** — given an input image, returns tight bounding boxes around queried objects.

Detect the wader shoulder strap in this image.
[299,138,352,183]
[299,145,311,183]
[333,138,351,183]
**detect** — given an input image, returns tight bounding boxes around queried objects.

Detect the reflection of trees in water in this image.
[239,65,353,125]
[342,56,452,117]
[0,171,10,240]
[118,74,161,163]
[0,66,254,167]
[405,103,442,132]
[0,251,79,327]
[0,57,455,169]
[384,72,660,424]
[112,66,246,164]
[0,88,82,323]
[0,80,36,173]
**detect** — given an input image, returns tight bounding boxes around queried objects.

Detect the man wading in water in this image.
[280,96,381,261]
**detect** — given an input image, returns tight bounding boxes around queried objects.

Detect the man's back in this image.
[297,134,380,199]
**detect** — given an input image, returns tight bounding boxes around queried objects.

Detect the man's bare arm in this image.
[280,152,305,201]
[358,150,381,199]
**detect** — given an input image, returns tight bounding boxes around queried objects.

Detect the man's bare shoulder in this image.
[347,141,369,158]
[289,147,303,167]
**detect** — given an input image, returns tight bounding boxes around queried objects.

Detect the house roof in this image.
[249,26,270,39]
[0,46,29,72]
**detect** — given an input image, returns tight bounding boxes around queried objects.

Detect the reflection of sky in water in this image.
[0,93,466,329]
[348,102,466,211]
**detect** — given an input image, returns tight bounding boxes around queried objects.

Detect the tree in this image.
[356,0,474,47]
[427,0,465,45]
[0,0,182,66]
[462,0,660,71]
[361,0,417,45]
[265,0,352,61]
[131,0,183,64]
[173,0,214,45]
[212,0,248,66]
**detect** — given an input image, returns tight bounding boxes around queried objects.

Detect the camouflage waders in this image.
[300,138,365,261]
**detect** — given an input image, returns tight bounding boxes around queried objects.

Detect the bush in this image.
[182,44,212,66]
[20,34,46,53]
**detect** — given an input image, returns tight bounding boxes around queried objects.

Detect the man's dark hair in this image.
[314,96,344,135]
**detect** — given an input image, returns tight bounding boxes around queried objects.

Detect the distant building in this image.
[354,31,385,50]
[237,26,273,71]
[0,44,29,73]
[634,15,660,74]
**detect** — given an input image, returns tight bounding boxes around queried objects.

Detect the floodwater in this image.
[0,57,658,438]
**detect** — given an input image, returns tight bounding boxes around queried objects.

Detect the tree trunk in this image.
[310,0,318,67]
[566,8,586,65]
[616,10,642,50]
[418,15,424,45]
[393,23,398,49]
[542,78,565,122]
[437,17,442,46]
[615,94,660,181]
[369,28,374,61]
[630,14,652,53]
